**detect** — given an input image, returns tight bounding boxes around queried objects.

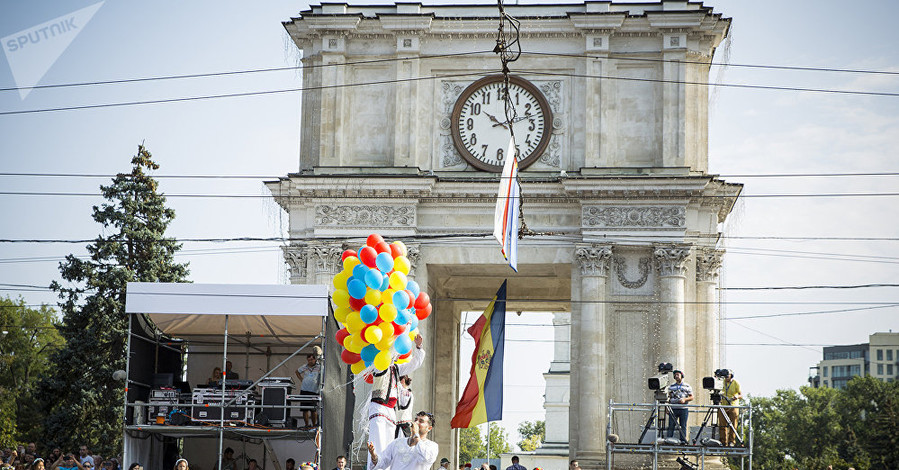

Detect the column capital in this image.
[308,242,345,276]
[653,244,691,277]
[696,248,725,282]
[282,244,309,283]
[575,244,613,277]
[406,242,421,278]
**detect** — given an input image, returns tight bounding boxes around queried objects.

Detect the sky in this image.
[1,0,898,451]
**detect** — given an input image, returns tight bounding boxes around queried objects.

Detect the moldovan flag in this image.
[451,280,507,428]
[493,137,520,272]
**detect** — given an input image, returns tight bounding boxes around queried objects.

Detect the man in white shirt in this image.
[368,411,438,470]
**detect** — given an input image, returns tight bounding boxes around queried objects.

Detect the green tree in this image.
[41,145,189,455]
[485,422,512,458]
[0,296,64,444]
[837,376,898,469]
[459,426,482,464]
[517,420,545,451]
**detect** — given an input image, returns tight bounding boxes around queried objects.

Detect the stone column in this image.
[572,244,612,467]
[653,245,691,370]
[695,249,724,380]
[282,244,309,284]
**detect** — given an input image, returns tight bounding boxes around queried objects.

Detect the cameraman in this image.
[718,371,743,446]
[667,370,693,443]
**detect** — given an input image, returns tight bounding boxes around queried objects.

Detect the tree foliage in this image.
[747,378,899,470]
[458,423,513,463]
[41,145,189,455]
[517,420,545,451]
[0,296,64,445]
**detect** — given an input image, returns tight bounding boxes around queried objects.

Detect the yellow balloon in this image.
[395,357,409,365]
[379,303,398,322]
[346,311,365,334]
[378,322,394,339]
[343,256,361,271]
[364,326,384,344]
[334,306,352,324]
[364,289,382,306]
[351,360,366,375]
[347,334,365,353]
[332,271,349,290]
[382,288,397,304]
[392,240,407,256]
[343,335,354,350]
[388,271,407,291]
[376,336,394,351]
[394,256,411,275]
[332,289,350,308]
[373,351,391,371]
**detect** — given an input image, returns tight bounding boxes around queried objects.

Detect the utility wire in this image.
[2,171,899,179]
[3,64,899,116]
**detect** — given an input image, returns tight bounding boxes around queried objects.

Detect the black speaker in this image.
[260,386,288,423]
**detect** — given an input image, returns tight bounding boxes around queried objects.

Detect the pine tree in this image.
[42,145,189,454]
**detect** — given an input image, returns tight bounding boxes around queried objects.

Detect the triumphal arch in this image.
[268,2,738,468]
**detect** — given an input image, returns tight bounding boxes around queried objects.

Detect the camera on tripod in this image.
[702,369,730,404]
[647,363,674,402]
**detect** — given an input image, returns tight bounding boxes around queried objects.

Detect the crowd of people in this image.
[0,444,134,470]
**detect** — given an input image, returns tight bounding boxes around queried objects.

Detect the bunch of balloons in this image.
[331,234,432,374]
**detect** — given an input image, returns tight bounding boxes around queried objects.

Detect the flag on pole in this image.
[493,137,520,272]
[451,280,507,428]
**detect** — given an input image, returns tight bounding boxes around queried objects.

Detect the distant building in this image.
[809,332,899,389]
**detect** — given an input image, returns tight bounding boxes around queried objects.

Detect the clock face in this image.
[450,75,553,172]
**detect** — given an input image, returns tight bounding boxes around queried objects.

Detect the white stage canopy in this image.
[125,283,329,342]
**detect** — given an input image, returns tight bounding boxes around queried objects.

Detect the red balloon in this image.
[335,328,350,344]
[373,317,384,325]
[392,321,406,336]
[364,373,374,384]
[359,246,378,268]
[349,297,367,311]
[367,234,385,247]
[415,304,432,320]
[374,241,391,254]
[389,244,403,258]
[341,349,361,364]
[341,249,357,261]
[414,292,430,310]
[397,352,412,360]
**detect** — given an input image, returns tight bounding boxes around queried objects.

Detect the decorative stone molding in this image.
[539,80,563,113]
[406,243,421,278]
[575,244,613,277]
[696,248,725,282]
[282,244,308,281]
[315,205,415,227]
[582,206,685,228]
[308,243,344,275]
[613,256,651,289]
[539,135,561,167]
[439,80,467,168]
[653,245,691,277]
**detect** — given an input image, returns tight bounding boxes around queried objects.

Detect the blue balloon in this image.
[348,279,367,299]
[360,305,378,324]
[361,344,379,363]
[393,291,409,310]
[394,309,408,326]
[408,315,419,331]
[406,280,420,298]
[379,275,390,291]
[364,269,383,290]
[353,263,370,281]
[394,334,412,355]
[375,252,395,273]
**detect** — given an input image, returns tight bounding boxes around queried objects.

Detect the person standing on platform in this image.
[225,361,239,380]
[296,353,322,429]
[667,370,694,443]
[718,370,743,446]
[368,411,438,470]
[395,375,414,437]
[367,334,425,469]
[330,456,347,470]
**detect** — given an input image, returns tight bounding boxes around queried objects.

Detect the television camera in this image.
[701,368,730,405]
[647,362,674,402]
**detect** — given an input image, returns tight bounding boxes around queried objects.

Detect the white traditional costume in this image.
[367,347,425,469]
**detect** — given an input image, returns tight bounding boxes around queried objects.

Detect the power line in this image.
[0,51,494,93]
[3,63,899,116]
[3,170,899,180]
[2,190,898,199]
[724,283,899,291]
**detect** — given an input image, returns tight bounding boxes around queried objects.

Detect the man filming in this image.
[718,370,742,446]
[667,370,693,443]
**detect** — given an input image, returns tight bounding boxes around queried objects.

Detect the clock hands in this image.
[482,111,507,128]
[491,113,535,127]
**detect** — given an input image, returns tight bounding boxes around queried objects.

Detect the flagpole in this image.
[486,421,491,464]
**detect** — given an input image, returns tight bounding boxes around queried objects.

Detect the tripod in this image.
[692,392,741,445]
[638,391,687,444]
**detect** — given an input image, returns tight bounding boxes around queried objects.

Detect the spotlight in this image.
[112,370,127,381]
[675,456,698,470]
[606,434,619,443]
